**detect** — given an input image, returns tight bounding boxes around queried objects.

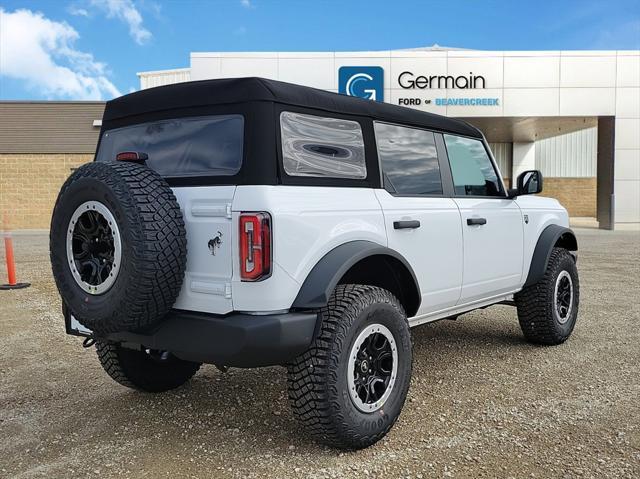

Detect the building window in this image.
[280,111,366,179]
[374,122,443,195]
[444,134,502,197]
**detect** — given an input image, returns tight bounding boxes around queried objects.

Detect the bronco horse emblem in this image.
[208,231,223,255]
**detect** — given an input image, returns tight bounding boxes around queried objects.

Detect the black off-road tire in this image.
[50,161,187,334]
[287,284,412,450]
[515,247,579,345]
[95,341,201,393]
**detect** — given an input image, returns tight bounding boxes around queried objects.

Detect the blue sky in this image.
[1,0,639,100]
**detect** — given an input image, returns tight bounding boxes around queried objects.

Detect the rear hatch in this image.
[96,114,244,314]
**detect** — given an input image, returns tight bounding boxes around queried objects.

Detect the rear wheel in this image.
[515,247,580,345]
[287,284,412,450]
[95,341,201,393]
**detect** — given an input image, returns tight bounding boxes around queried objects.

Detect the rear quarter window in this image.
[280,111,367,179]
[96,115,244,178]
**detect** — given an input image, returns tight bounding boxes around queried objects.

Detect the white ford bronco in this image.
[50,78,579,449]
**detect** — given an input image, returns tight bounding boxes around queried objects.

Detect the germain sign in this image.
[337,66,498,107]
[338,66,384,102]
[398,71,486,89]
[395,70,499,108]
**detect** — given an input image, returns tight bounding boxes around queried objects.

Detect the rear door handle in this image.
[394,220,421,229]
[467,217,487,226]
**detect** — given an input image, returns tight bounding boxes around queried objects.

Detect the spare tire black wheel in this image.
[50,161,187,335]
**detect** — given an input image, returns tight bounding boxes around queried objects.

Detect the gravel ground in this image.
[0,229,639,478]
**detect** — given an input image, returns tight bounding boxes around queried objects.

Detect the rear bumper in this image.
[68,309,318,368]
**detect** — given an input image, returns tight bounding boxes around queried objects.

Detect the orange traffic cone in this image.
[1,231,31,290]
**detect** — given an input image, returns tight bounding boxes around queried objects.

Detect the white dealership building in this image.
[138,47,640,230]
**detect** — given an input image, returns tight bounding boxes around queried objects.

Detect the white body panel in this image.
[172,186,236,314]
[514,195,570,282]
[374,190,463,315]
[408,195,568,326]
[231,186,387,312]
[454,198,524,303]
[171,183,569,323]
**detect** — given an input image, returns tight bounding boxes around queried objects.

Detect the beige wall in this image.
[0,154,92,230]
[543,177,597,218]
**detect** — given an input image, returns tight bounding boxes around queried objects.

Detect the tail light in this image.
[116,151,148,162]
[239,212,272,281]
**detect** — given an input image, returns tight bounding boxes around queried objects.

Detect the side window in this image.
[444,134,502,196]
[374,122,442,195]
[280,111,366,179]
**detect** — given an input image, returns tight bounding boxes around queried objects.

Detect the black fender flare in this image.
[291,240,420,311]
[523,225,578,288]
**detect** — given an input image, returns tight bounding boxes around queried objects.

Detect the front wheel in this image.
[287,284,412,450]
[515,247,580,345]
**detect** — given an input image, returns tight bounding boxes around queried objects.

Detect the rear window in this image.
[96,115,244,177]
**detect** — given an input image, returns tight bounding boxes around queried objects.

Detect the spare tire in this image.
[50,161,187,334]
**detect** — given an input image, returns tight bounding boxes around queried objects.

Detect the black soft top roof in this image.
[104,77,482,138]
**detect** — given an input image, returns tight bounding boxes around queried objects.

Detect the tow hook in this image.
[145,349,171,361]
[82,337,96,348]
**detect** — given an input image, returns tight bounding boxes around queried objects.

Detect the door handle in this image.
[393,220,421,230]
[467,217,487,226]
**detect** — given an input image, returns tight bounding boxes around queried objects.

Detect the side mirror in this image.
[509,170,543,198]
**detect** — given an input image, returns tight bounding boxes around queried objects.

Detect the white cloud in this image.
[240,0,254,9]
[0,8,121,100]
[68,5,90,17]
[89,0,151,45]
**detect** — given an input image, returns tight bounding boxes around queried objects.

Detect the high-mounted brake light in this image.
[116,151,148,162]
[239,212,272,281]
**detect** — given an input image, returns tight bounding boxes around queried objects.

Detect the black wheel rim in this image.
[348,324,398,412]
[72,210,115,285]
[66,201,121,295]
[354,333,394,405]
[554,271,573,323]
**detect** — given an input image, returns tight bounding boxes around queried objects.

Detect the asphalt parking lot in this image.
[1,229,639,478]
